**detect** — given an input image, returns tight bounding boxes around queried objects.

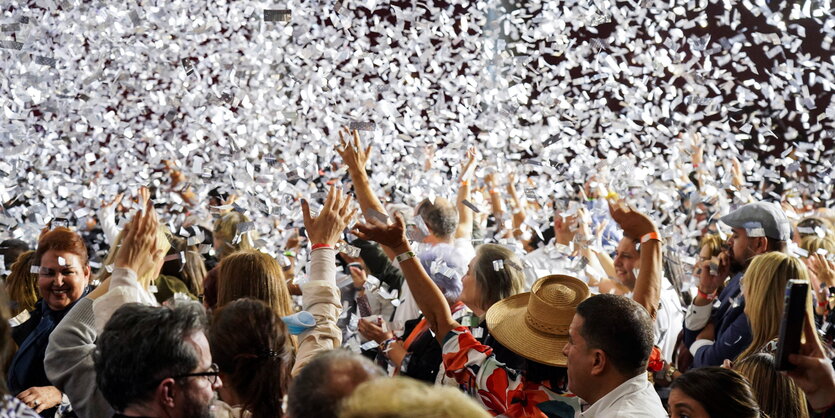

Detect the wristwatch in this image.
[665,364,678,381]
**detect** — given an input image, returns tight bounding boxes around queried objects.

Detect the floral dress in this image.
[441,326,580,418]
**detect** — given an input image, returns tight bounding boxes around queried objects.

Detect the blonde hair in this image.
[735,353,809,418]
[166,236,206,295]
[213,212,256,260]
[799,234,835,256]
[700,234,724,257]
[4,251,38,314]
[338,377,491,418]
[470,244,526,312]
[96,225,172,287]
[216,249,294,317]
[738,252,812,361]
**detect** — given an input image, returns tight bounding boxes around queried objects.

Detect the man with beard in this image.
[93,301,221,418]
[683,202,790,367]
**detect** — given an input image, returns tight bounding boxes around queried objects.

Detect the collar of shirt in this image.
[578,373,661,417]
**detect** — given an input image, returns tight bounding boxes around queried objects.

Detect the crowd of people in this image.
[0,128,833,418]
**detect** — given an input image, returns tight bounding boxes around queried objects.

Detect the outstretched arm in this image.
[336,128,387,220]
[353,215,459,344]
[293,185,357,375]
[609,199,662,319]
[455,148,477,240]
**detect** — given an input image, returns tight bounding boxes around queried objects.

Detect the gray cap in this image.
[719,202,791,241]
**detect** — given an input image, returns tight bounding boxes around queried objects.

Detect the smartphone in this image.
[776,280,809,370]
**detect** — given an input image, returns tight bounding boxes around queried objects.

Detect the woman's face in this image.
[37,249,90,311]
[669,388,710,418]
[613,238,640,289]
[459,258,481,313]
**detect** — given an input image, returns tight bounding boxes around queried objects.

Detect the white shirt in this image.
[577,373,667,417]
[656,279,685,363]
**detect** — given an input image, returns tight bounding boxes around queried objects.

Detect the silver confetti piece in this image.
[1,23,20,32]
[128,10,141,26]
[0,41,23,50]
[34,56,57,67]
[264,9,292,22]
[236,221,255,234]
[349,121,376,131]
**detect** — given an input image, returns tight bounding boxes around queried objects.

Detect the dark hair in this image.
[765,237,787,253]
[286,349,384,418]
[210,299,294,418]
[5,251,38,313]
[525,361,568,392]
[35,227,89,267]
[671,367,762,418]
[0,239,30,270]
[416,198,458,240]
[94,301,208,412]
[575,294,654,376]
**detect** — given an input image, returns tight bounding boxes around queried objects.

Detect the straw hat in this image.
[486,275,589,367]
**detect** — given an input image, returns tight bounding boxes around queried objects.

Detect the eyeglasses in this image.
[172,363,220,385]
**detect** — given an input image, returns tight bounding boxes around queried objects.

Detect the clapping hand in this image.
[114,188,163,280]
[301,185,357,246]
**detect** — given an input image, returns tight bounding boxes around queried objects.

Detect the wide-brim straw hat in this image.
[486,274,590,367]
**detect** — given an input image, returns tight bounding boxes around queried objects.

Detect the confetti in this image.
[34,56,57,67]
[348,121,376,131]
[0,41,23,50]
[264,9,291,22]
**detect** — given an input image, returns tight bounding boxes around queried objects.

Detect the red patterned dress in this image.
[441,326,580,418]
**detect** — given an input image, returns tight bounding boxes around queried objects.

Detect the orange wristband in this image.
[640,231,661,244]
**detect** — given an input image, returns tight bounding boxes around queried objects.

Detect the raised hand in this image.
[301,185,357,246]
[336,128,373,174]
[691,132,704,168]
[102,192,124,210]
[809,254,835,287]
[352,213,409,254]
[730,157,745,188]
[607,199,658,239]
[114,195,163,279]
[459,147,477,183]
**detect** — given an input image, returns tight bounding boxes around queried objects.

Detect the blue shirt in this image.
[684,272,752,367]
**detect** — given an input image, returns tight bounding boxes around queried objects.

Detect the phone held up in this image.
[776,280,809,371]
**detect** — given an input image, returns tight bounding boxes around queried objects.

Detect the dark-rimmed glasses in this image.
[172,363,220,385]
